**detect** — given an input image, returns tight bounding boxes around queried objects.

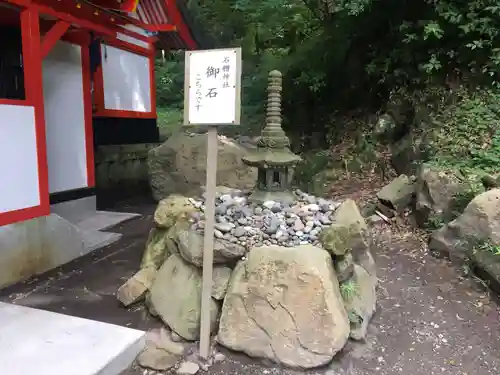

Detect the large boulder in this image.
[376,174,414,213]
[148,254,220,341]
[218,245,350,368]
[482,173,500,190]
[373,113,400,144]
[341,264,377,340]
[414,164,466,226]
[390,131,432,175]
[168,221,246,267]
[153,195,197,229]
[319,199,370,256]
[136,328,185,371]
[148,132,257,201]
[140,228,171,270]
[212,266,232,300]
[429,189,500,263]
[116,266,157,306]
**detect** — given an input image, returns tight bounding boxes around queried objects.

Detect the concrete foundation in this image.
[51,195,97,224]
[0,302,145,375]
[95,143,158,192]
[0,207,140,289]
[0,214,86,288]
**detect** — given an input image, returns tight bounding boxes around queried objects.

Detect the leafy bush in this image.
[428,87,500,173]
[154,0,500,158]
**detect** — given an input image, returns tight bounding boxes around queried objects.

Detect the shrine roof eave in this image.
[137,0,213,50]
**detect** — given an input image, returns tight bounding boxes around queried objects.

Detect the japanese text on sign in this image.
[184,48,241,125]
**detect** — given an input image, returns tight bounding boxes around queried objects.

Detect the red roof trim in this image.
[166,0,196,49]
[137,0,197,49]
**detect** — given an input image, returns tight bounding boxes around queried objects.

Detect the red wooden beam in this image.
[20,7,50,218]
[41,20,70,58]
[164,0,196,49]
[33,3,115,36]
[103,36,150,56]
[4,0,31,7]
[117,25,153,42]
[144,24,176,32]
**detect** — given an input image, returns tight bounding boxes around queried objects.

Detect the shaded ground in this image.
[1,198,499,375]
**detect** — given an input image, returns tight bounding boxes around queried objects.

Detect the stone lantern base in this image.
[247,188,297,204]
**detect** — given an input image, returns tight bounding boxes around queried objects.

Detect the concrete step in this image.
[82,230,123,252]
[0,302,145,375]
[76,211,141,233]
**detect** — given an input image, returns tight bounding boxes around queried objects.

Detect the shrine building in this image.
[0,0,200,288]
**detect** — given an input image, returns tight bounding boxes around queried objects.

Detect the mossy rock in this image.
[319,200,370,256]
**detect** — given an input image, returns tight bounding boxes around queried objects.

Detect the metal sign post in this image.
[183,47,242,360]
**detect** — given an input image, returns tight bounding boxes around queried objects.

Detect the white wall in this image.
[101,44,152,112]
[43,41,88,194]
[0,105,40,213]
[116,32,150,49]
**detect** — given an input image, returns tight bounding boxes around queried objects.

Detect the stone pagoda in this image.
[242,70,302,203]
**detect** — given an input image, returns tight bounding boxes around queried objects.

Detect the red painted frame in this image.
[62,32,96,188]
[165,0,196,50]
[80,38,96,187]
[0,0,197,225]
[0,2,99,226]
[40,20,70,58]
[42,28,96,188]
[92,38,157,119]
[0,6,50,227]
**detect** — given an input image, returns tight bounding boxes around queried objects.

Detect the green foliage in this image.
[473,241,500,256]
[427,87,500,173]
[470,130,500,171]
[154,0,500,158]
[347,310,363,325]
[293,150,330,188]
[155,52,184,109]
[448,184,483,217]
[157,107,183,140]
[340,279,360,302]
[425,215,445,232]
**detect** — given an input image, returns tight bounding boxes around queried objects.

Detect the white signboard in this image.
[184,48,242,125]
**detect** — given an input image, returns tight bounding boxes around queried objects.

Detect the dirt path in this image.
[1,199,499,375]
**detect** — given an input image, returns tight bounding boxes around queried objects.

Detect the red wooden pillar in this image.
[21,7,50,214]
[80,35,96,187]
[149,50,156,114]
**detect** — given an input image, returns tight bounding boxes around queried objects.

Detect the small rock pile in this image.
[188,188,341,249]
[117,188,378,372]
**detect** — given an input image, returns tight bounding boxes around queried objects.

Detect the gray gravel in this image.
[188,189,340,249]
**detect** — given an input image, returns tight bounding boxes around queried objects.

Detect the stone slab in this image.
[0,211,134,289]
[76,211,141,232]
[51,196,97,225]
[82,230,123,252]
[0,302,145,375]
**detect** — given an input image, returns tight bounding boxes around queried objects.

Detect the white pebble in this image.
[263,200,276,209]
[304,203,320,212]
[176,361,200,375]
